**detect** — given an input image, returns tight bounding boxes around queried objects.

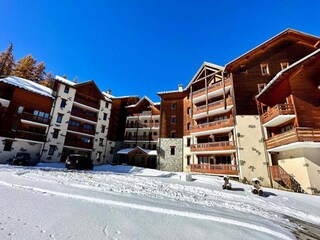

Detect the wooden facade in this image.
[0,82,53,143]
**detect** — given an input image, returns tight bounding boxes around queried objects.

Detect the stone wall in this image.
[158,138,183,172]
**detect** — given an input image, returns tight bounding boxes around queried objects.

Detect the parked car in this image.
[65,154,94,170]
[12,152,32,166]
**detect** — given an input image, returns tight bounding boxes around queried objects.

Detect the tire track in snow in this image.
[0,180,292,240]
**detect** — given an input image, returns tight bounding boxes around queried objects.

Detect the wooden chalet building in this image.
[117,96,160,168]
[0,76,54,163]
[158,29,320,193]
[256,48,320,194]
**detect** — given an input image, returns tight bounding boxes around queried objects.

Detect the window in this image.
[53,129,59,139]
[105,102,109,109]
[64,86,70,94]
[48,145,56,155]
[187,123,190,130]
[57,114,63,123]
[187,138,191,147]
[103,113,108,121]
[280,62,289,70]
[83,124,94,130]
[280,124,293,133]
[99,138,104,146]
[260,63,269,75]
[258,83,266,93]
[239,64,247,73]
[17,106,24,114]
[187,155,191,165]
[171,131,176,138]
[142,144,146,148]
[153,144,156,150]
[153,132,158,136]
[110,147,114,154]
[60,99,67,108]
[216,156,232,164]
[171,102,177,109]
[170,146,176,155]
[3,140,13,151]
[171,116,176,124]
[96,152,101,162]
[101,125,106,133]
[187,107,191,115]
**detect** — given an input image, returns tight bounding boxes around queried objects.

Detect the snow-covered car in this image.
[65,154,94,170]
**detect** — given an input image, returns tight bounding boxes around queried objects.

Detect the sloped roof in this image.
[225,28,320,70]
[117,146,157,155]
[0,76,53,98]
[256,48,320,99]
[125,96,154,108]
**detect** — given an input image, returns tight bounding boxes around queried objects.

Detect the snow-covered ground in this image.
[0,164,319,240]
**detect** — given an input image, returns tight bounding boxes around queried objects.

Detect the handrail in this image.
[193,79,231,96]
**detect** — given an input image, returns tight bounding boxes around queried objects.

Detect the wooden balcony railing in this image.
[190,141,235,152]
[133,111,152,116]
[21,112,51,125]
[74,95,100,109]
[124,135,159,141]
[126,123,160,128]
[64,139,93,149]
[193,97,232,115]
[190,118,234,133]
[67,125,96,136]
[190,164,238,175]
[266,128,320,149]
[193,79,231,98]
[261,104,295,124]
[71,109,97,122]
[270,165,303,192]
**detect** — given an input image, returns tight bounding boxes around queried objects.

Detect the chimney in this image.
[178,84,183,92]
[106,89,112,94]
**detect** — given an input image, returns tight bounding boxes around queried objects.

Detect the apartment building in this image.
[117,96,160,168]
[105,95,140,164]
[41,76,112,165]
[158,29,320,192]
[0,76,54,163]
[256,48,320,194]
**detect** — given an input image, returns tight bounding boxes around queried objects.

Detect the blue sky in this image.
[1,1,320,101]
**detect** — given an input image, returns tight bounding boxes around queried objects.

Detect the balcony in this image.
[71,109,97,122]
[124,135,159,141]
[193,97,233,119]
[190,164,238,176]
[190,141,236,153]
[262,104,296,127]
[13,131,46,142]
[190,118,234,136]
[67,125,96,136]
[193,79,231,104]
[126,123,160,129]
[74,95,100,110]
[0,97,10,108]
[64,139,93,149]
[266,128,320,151]
[21,112,51,125]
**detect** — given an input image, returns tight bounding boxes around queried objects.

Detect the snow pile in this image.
[0,164,319,239]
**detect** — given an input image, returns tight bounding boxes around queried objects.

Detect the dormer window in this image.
[239,64,247,73]
[260,63,269,75]
[280,62,289,70]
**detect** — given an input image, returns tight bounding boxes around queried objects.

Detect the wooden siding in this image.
[190,118,234,133]
[231,41,317,115]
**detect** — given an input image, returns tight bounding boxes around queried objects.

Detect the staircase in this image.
[270,165,303,193]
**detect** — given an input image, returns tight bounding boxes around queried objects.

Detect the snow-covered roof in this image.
[125,96,155,108]
[102,92,114,101]
[0,76,53,98]
[117,147,157,156]
[256,48,320,99]
[55,75,76,86]
[112,95,139,99]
